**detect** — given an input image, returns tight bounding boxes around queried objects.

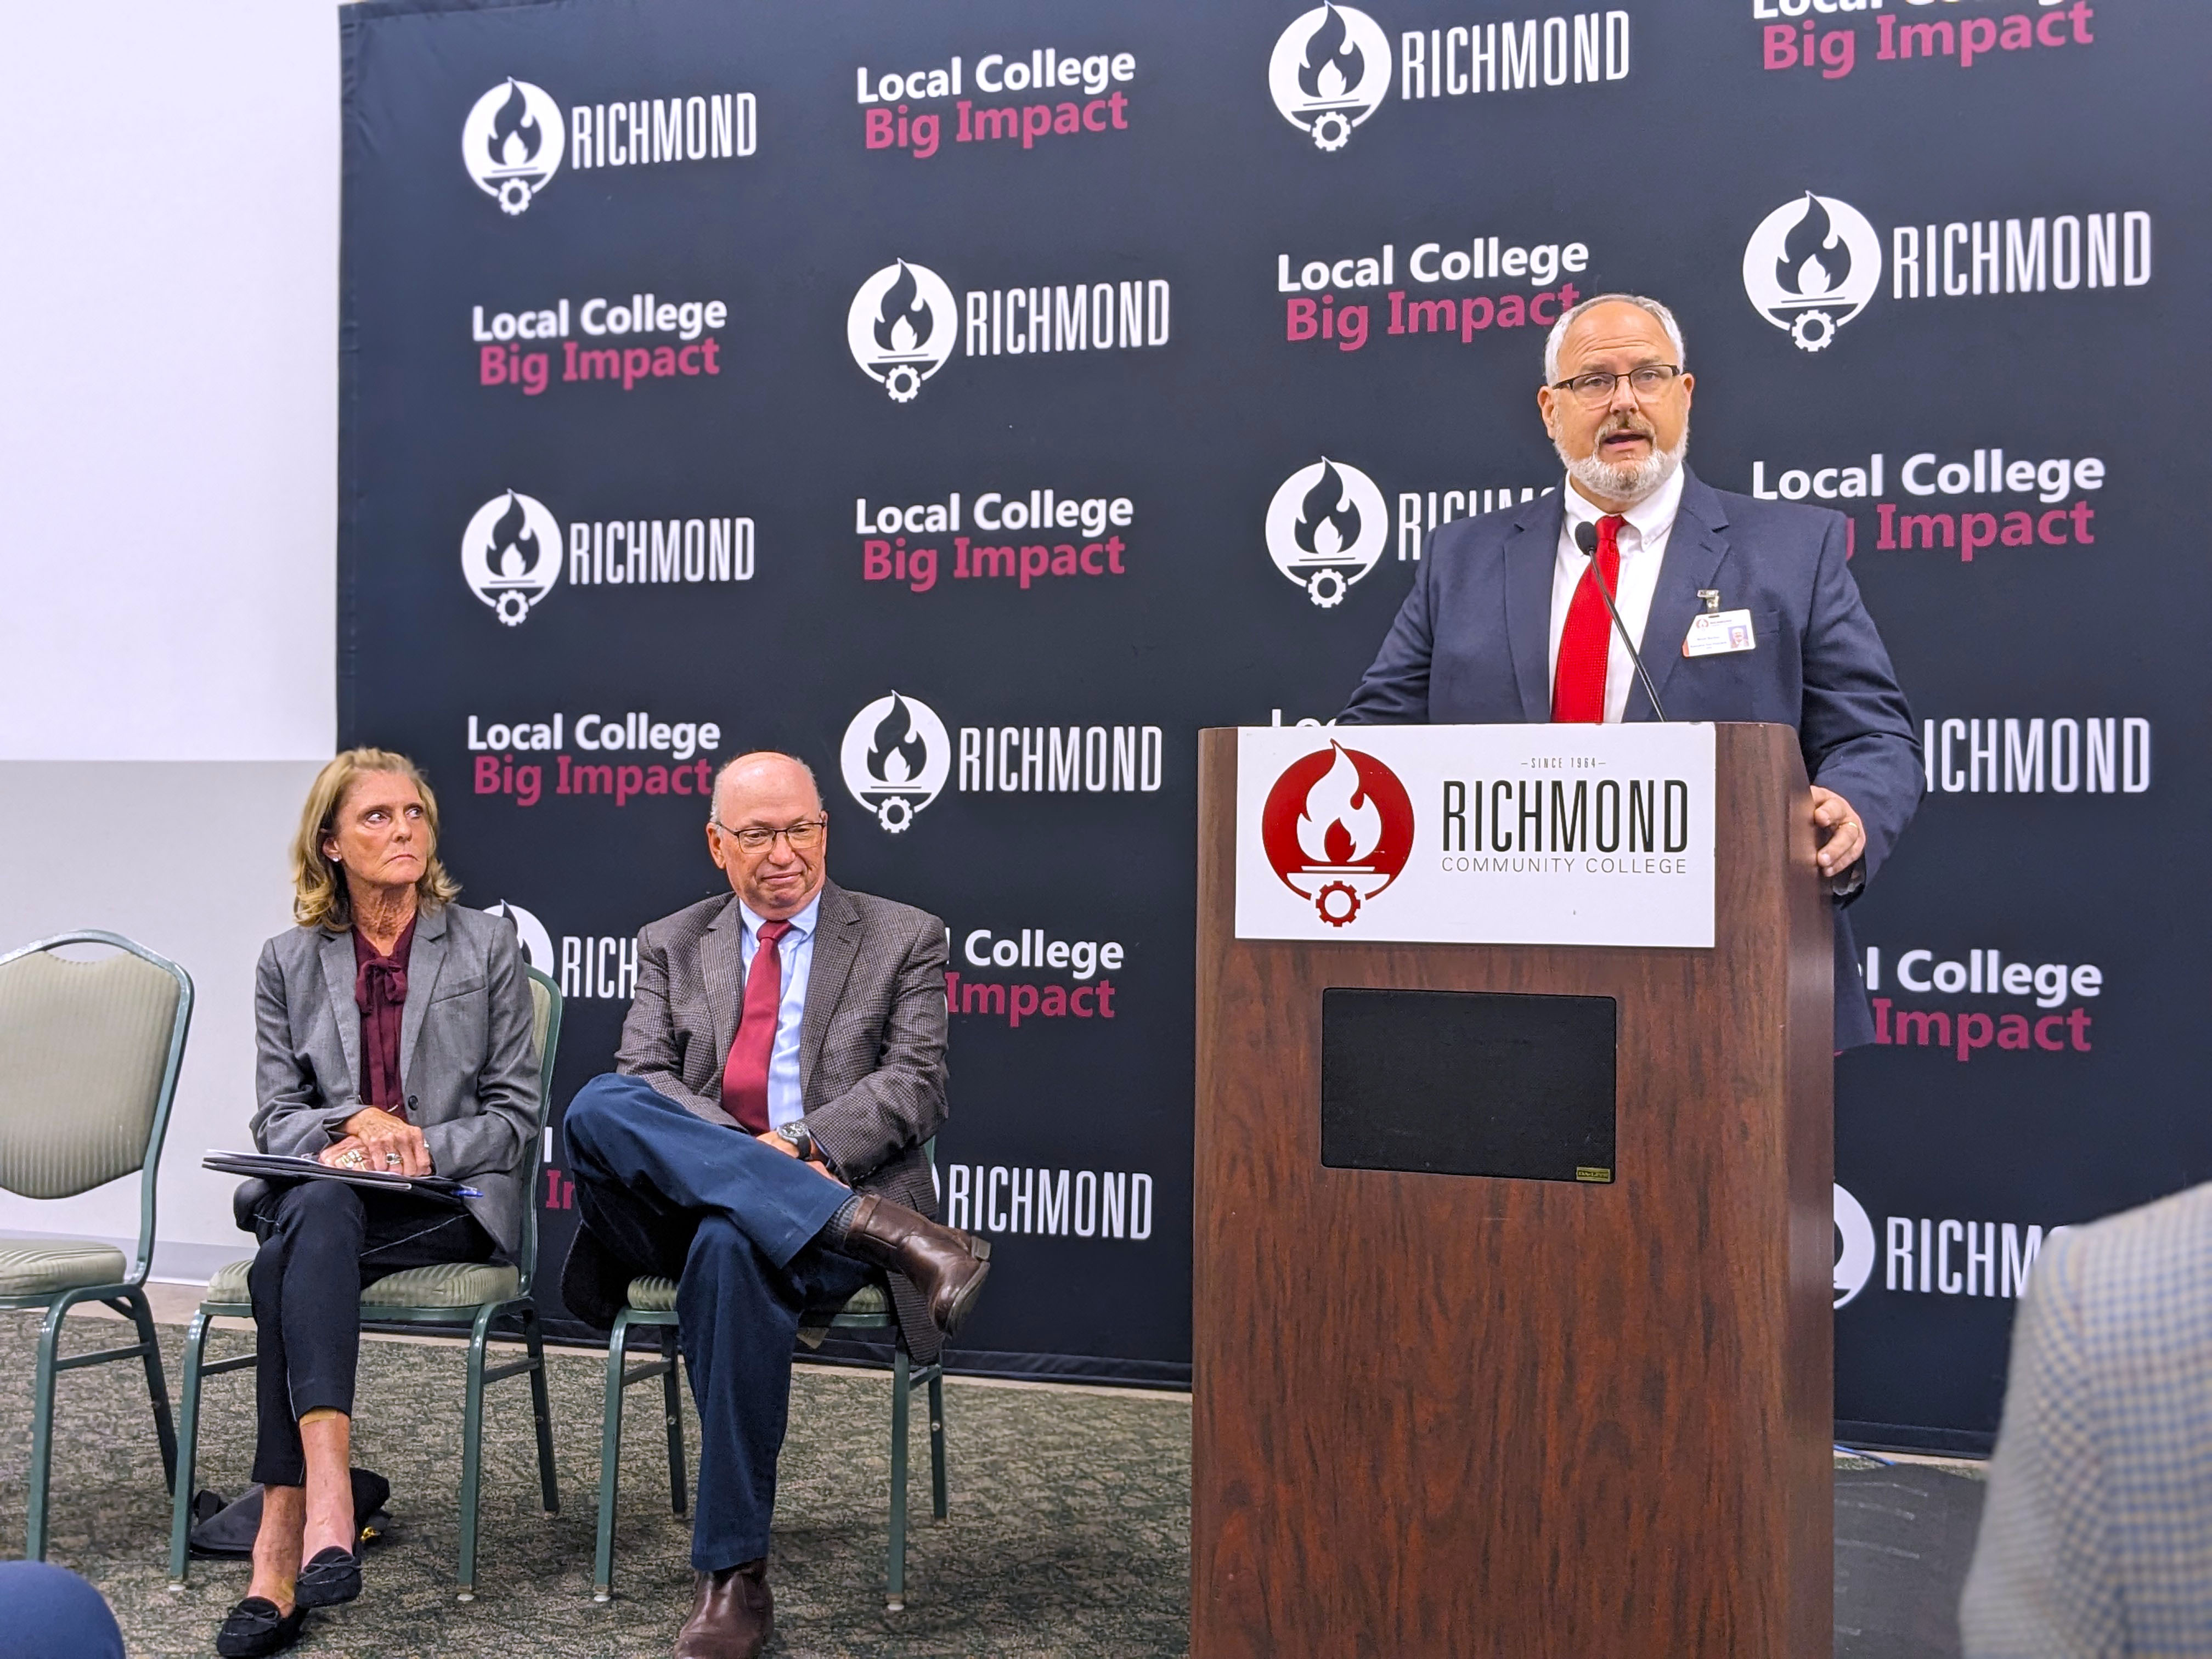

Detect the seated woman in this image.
[216,749,539,1658]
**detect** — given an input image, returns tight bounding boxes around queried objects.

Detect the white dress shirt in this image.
[734,890,820,1130]
[1547,464,1686,724]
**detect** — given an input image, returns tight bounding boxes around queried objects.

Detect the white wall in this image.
[0,763,327,1277]
[0,3,340,1277]
[0,0,337,760]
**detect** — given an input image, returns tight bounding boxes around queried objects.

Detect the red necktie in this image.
[1551,514,1626,724]
[720,918,793,1133]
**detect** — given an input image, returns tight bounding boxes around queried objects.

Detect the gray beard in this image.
[1559,430,1688,506]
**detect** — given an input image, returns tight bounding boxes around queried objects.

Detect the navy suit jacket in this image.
[1339,469,1921,1048]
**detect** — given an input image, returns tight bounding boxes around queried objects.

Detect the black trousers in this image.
[246,1180,496,1487]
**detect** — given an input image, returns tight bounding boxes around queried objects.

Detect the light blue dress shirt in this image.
[735,891,819,1131]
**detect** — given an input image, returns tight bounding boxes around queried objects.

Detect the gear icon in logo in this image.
[1305,569,1347,608]
[497,178,533,216]
[1308,111,1352,153]
[494,592,531,627]
[874,797,915,834]
[883,365,922,403]
[1790,309,1836,353]
[1315,881,1361,927]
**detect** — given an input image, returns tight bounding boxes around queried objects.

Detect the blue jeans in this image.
[563,1074,867,1570]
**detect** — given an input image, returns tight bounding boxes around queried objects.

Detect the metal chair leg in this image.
[122,1288,180,1491]
[928,1370,948,1522]
[455,1304,496,1600]
[593,1313,634,1602]
[662,1327,687,1518]
[522,1307,560,1515]
[167,1308,216,1585]
[25,1294,76,1560]
[886,1347,911,1612]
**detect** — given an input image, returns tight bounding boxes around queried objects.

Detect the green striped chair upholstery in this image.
[592,1144,950,1612]
[0,931,193,1559]
[166,966,564,1600]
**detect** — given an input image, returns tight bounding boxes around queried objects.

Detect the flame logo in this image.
[1293,460,1363,560]
[1298,5,1365,101]
[1776,191,1851,298]
[1296,744,1383,866]
[490,491,537,579]
[488,80,542,170]
[866,693,931,787]
[873,262,926,356]
[1259,741,1417,919]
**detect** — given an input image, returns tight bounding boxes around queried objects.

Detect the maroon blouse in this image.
[352,915,417,1116]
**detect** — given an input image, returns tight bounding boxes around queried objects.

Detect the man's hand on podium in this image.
[1810,786,1865,895]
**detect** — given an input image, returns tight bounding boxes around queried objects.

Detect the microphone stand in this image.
[1573,519,1669,723]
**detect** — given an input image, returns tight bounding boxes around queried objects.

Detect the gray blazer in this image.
[252,904,540,1256]
[614,879,949,1358]
[1962,1183,2212,1656]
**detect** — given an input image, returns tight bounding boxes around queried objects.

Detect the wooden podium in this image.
[1193,724,1833,1658]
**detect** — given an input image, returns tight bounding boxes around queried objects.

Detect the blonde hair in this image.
[290,749,460,930]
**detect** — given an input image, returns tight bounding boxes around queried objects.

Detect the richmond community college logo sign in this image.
[461,491,564,625]
[1742,191,1881,353]
[1259,742,1415,926]
[1266,458,1389,607]
[841,692,952,832]
[1269,5,1392,151]
[463,80,566,215]
[848,261,960,402]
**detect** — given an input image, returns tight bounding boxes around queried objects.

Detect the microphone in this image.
[1573,520,1668,723]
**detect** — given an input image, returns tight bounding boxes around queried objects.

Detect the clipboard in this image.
[203,1150,481,1204]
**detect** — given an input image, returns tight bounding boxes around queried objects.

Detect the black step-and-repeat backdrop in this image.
[342,0,2206,1440]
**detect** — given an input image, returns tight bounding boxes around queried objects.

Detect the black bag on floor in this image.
[187,1468,393,1558]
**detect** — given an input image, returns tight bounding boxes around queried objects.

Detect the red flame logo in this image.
[1297,5,1365,102]
[488,80,543,170]
[873,262,927,356]
[1259,742,1415,925]
[866,693,930,787]
[1775,192,1851,298]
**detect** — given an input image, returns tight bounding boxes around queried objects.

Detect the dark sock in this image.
[821,1193,864,1249]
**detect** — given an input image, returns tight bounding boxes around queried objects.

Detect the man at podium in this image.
[1339,292,1918,1047]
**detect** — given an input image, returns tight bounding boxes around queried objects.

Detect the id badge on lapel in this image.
[1683,609,1756,658]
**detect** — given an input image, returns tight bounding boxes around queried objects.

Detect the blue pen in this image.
[455,1185,483,1198]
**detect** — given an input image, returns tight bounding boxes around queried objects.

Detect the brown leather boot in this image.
[674,1559,771,1659]
[841,1194,992,1332]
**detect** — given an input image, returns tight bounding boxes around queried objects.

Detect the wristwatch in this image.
[775,1122,815,1161]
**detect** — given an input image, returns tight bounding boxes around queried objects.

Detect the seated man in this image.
[561,750,988,1659]
[1960,1181,2212,1656]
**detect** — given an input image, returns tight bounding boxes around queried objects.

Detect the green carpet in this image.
[0,1311,1192,1658]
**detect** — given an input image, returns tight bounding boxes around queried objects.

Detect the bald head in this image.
[710,751,821,826]
[706,752,829,919]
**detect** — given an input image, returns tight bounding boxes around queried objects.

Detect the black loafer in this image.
[215,1596,306,1657]
[295,1544,361,1607]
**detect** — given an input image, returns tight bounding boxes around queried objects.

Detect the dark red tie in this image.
[1551,514,1626,724]
[720,919,793,1133]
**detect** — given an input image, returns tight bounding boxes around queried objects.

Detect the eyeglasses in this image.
[714,817,827,852]
[1550,364,1683,408]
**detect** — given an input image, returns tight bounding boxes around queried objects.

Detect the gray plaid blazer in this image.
[1961,1182,2212,1656]
[614,879,950,1361]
